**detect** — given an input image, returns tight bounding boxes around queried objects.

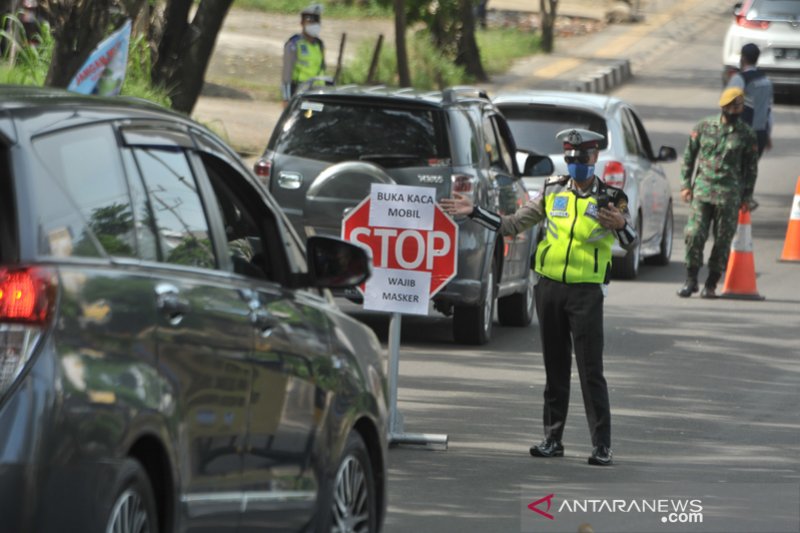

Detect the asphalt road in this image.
[347,2,800,532]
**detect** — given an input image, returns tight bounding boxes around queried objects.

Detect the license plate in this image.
[774,47,800,60]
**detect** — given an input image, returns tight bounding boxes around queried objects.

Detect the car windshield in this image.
[500,106,608,154]
[272,99,449,167]
[748,0,800,19]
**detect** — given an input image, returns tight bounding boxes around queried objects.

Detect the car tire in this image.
[612,214,642,279]
[453,257,497,345]
[497,266,536,327]
[644,202,673,266]
[328,431,378,533]
[103,459,159,533]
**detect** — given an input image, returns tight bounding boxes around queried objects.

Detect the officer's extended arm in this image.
[470,194,546,236]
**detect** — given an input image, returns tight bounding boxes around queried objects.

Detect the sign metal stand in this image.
[341,184,456,449]
[386,312,448,448]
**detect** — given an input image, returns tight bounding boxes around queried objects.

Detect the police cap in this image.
[301,4,323,21]
[556,128,604,155]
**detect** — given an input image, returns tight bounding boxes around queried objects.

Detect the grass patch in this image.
[337,27,541,89]
[477,27,541,75]
[233,0,391,18]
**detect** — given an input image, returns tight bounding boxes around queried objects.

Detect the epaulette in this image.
[544,175,569,189]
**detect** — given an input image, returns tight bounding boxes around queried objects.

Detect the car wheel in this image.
[453,258,497,345]
[612,214,642,279]
[497,266,536,327]
[330,432,377,533]
[104,459,158,533]
[644,202,673,266]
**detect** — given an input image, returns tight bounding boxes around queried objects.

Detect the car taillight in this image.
[602,161,626,189]
[0,267,54,397]
[253,158,272,187]
[451,174,476,200]
[736,15,770,30]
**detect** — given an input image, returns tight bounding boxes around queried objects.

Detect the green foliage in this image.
[337,26,540,90]
[477,28,541,75]
[0,15,53,85]
[233,0,391,18]
[338,32,466,89]
[0,15,170,107]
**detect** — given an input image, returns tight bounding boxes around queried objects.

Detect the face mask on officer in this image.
[304,22,321,38]
[565,154,595,183]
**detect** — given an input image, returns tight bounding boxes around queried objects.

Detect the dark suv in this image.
[255,86,545,345]
[0,85,387,533]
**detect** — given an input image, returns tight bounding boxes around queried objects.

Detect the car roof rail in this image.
[442,86,490,103]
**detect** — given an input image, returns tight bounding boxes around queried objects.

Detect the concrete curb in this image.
[572,59,632,94]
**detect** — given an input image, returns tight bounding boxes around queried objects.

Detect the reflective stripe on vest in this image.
[534,190,614,283]
[292,38,324,83]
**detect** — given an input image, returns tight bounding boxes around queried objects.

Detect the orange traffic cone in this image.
[720,208,765,300]
[779,176,800,262]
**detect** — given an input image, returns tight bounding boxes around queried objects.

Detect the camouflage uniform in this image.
[680,115,758,274]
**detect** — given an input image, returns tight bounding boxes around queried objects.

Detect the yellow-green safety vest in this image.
[534,190,615,284]
[292,37,324,83]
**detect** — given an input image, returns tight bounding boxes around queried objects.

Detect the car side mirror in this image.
[657,146,677,162]
[519,152,555,177]
[305,236,371,289]
[732,2,742,15]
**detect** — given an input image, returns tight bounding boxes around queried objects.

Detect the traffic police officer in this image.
[441,129,638,466]
[281,4,326,107]
[677,87,758,298]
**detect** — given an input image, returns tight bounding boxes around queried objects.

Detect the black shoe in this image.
[677,279,699,297]
[588,446,613,466]
[530,438,564,458]
[700,285,718,299]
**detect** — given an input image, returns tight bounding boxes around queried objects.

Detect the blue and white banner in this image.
[67,20,131,96]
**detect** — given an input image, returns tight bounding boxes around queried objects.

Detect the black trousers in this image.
[535,276,610,448]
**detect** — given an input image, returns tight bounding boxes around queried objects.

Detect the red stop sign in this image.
[341,197,458,296]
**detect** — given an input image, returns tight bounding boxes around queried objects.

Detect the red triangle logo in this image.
[528,493,555,520]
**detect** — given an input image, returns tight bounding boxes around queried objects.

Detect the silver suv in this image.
[255,86,550,345]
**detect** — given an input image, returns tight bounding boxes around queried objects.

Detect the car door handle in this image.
[155,283,190,325]
[250,308,282,338]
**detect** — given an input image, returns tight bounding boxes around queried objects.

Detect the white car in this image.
[722,0,800,92]
[494,90,677,279]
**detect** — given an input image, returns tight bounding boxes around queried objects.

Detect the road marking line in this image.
[531,0,707,78]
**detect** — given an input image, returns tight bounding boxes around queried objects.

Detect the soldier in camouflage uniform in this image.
[678,87,758,298]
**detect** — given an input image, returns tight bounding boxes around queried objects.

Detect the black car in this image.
[0,85,387,533]
[255,86,551,345]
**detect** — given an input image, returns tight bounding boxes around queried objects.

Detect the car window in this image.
[749,0,800,18]
[492,115,517,174]
[131,147,217,270]
[448,108,481,166]
[628,109,656,160]
[200,152,278,281]
[482,114,504,168]
[501,106,608,154]
[31,124,137,259]
[620,109,641,157]
[272,99,450,167]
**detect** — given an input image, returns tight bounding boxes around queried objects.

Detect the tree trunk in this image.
[394,0,410,87]
[42,0,117,88]
[152,0,233,114]
[455,0,487,82]
[540,0,557,53]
